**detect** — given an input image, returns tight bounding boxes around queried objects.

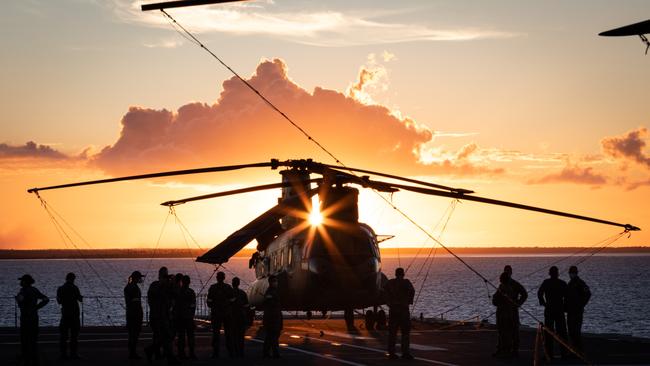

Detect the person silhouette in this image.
[492,272,516,358]
[124,270,144,359]
[538,266,569,358]
[262,275,282,358]
[16,274,49,366]
[384,267,415,360]
[566,266,591,353]
[230,277,249,358]
[504,265,527,356]
[57,272,83,359]
[207,271,234,358]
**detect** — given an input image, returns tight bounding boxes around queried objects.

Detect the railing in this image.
[1,294,212,328]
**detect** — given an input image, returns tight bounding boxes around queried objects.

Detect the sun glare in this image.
[308,210,323,226]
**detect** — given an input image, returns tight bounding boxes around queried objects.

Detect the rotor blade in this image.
[27,162,275,193]
[363,179,640,231]
[196,188,319,264]
[161,179,322,206]
[141,0,248,11]
[320,163,474,194]
[599,19,650,37]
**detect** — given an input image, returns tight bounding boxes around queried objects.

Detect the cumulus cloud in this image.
[601,127,650,169]
[92,58,496,178]
[113,1,517,47]
[0,141,69,160]
[529,165,607,186]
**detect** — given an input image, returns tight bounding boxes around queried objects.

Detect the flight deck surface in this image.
[1,319,649,365]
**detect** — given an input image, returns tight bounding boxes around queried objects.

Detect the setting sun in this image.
[308,210,323,226]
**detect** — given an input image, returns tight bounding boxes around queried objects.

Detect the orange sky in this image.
[1,1,649,250]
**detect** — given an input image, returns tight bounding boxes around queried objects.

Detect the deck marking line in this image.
[295,334,459,366]
[248,338,366,366]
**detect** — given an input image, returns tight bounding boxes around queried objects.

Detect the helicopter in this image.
[28,158,640,327]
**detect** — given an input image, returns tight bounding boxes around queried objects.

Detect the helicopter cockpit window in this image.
[288,246,293,268]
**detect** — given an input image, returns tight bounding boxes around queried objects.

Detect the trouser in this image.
[388,307,411,355]
[544,309,568,357]
[20,316,39,366]
[263,325,281,357]
[512,310,520,352]
[146,318,174,360]
[211,314,232,356]
[567,310,584,352]
[495,310,514,353]
[126,310,142,356]
[230,319,246,357]
[59,315,80,357]
[176,318,195,356]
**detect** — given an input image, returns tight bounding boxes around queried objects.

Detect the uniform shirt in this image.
[206,282,233,315]
[124,282,142,312]
[383,278,415,309]
[537,277,568,312]
[566,277,591,312]
[231,288,249,323]
[16,286,49,319]
[176,286,197,320]
[262,287,282,328]
[492,282,516,311]
[57,282,82,317]
[147,280,173,320]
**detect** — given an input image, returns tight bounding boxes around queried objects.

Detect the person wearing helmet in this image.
[566,266,591,353]
[538,266,569,359]
[57,272,83,360]
[384,267,415,360]
[16,274,49,366]
[124,270,145,359]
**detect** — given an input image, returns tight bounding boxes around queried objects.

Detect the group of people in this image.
[492,264,591,359]
[14,267,284,365]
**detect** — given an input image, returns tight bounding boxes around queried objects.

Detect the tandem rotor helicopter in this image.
[27,0,641,327]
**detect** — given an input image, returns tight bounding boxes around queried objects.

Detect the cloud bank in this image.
[91,58,497,178]
[0,141,69,160]
[601,127,650,169]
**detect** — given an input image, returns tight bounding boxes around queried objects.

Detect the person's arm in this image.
[36,289,49,310]
[76,286,83,302]
[516,281,528,306]
[407,280,415,304]
[582,281,591,307]
[206,287,213,308]
[537,282,546,306]
[57,286,63,305]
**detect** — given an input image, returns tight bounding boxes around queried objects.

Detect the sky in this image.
[1,0,649,250]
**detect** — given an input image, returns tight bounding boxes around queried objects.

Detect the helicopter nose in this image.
[307,257,380,288]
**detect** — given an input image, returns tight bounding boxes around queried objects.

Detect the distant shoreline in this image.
[0,246,648,259]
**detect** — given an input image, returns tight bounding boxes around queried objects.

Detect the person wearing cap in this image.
[57,272,83,360]
[262,275,282,359]
[145,266,179,365]
[124,270,145,359]
[16,274,49,366]
[206,271,234,358]
[503,265,528,356]
[566,266,591,353]
[383,267,415,360]
[538,266,569,359]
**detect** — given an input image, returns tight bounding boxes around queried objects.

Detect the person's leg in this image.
[187,319,196,358]
[70,316,80,357]
[177,322,186,358]
[211,316,222,357]
[59,318,69,358]
[543,311,554,357]
[387,309,398,355]
[401,313,412,357]
[556,313,568,357]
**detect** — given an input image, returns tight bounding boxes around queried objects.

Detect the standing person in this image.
[207,271,234,358]
[57,272,83,360]
[124,270,144,360]
[176,275,197,360]
[537,266,569,359]
[566,266,591,354]
[16,274,49,366]
[145,267,179,365]
[492,272,516,358]
[384,267,415,360]
[230,277,249,358]
[504,265,528,357]
[262,275,282,359]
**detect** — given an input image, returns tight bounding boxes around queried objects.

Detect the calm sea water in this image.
[1,255,649,338]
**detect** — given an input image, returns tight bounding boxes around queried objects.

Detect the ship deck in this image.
[1,318,649,365]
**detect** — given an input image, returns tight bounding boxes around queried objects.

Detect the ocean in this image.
[1,254,649,338]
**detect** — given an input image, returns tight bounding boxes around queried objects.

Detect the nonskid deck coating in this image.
[1,319,649,365]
